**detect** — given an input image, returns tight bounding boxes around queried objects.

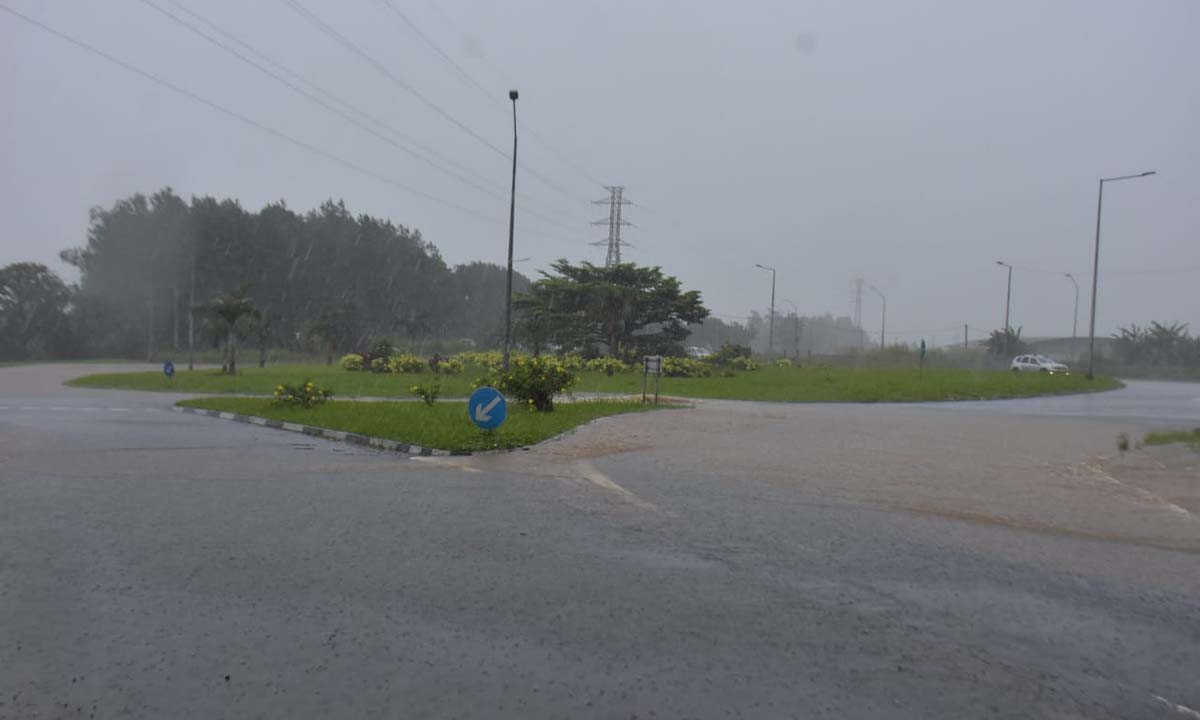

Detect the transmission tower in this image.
[591,186,632,266]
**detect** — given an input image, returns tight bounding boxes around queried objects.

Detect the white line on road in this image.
[1153,695,1200,719]
[19,406,39,411]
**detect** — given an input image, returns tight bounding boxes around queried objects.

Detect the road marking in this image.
[575,460,658,512]
[110,408,131,412]
[49,406,72,411]
[1153,695,1200,719]
[410,456,482,473]
[19,406,39,411]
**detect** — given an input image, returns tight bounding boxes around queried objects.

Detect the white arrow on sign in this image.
[474,395,503,422]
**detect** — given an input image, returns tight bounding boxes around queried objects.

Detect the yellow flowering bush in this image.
[662,356,711,378]
[478,355,576,411]
[585,357,630,376]
[561,353,585,371]
[433,357,464,375]
[272,380,333,408]
[387,353,425,373]
[410,381,440,406]
[339,353,364,371]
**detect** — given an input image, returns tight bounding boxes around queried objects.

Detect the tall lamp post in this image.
[868,285,886,352]
[1087,170,1156,379]
[755,264,776,356]
[501,89,519,372]
[1063,273,1079,339]
[782,299,800,360]
[996,261,1013,355]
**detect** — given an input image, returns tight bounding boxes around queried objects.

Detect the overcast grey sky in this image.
[2,0,1197,344]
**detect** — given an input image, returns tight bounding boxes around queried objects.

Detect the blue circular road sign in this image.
[468,386,507,430]
[163,360,175,378]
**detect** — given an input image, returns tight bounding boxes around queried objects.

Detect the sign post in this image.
[163,360,175,383]
[643,355,663,404]
[919,339,927,378]
[468,387,508,431]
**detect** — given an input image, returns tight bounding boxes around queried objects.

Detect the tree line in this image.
[1,188,532,361]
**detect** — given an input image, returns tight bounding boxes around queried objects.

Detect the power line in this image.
[141,0,581,235]
[284,0,590,209]
[388,0,608,192]
[0,4,513,227]
[283,0,505,157]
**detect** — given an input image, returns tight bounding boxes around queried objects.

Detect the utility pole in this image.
[853,277,864,350]
[964,324,968,350]
[996,261,1013,355]
[755,264,776,355]
[1064,272,1079,339]
[502,89,519,372]
[783,299,800,360]
[591,186,632,266]
[188,237,196,371]
[1087,170,1154,379]
[868,285,886,352]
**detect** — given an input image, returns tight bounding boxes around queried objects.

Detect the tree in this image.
[516,260,709,359]
[0,263,73,360]
[985,326,1030,356]
[306,303,359,365]
[201,284,256,374]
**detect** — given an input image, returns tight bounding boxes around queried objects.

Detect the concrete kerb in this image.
[171,405,466,457]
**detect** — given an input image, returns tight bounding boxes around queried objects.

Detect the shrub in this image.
[370,338,398,360]
[721,369,737,378]
[712,342,752,365]
[481,355,576,411]
[561,353,585,372]
[586,357,630,376]
[387,353,425,373]
[272,380,332,409]
[729,357,759,372]
[410,381,440,406]
[433,356,464,375]
[370,356,390,373]
[775,358,793,368]
[340,353,364,371]
[662,356,712,378]
[456,350,505,370]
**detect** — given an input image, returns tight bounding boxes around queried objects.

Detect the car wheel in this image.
[1040,367,1049,373]
[1011,367,1019,372]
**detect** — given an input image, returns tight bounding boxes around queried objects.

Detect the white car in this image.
[1010,354,1070,374]
[686,346,713,359]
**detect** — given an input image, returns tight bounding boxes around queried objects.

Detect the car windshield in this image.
[2,3,1197,718]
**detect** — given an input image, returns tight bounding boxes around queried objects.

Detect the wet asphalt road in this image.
[1,365,1198,719]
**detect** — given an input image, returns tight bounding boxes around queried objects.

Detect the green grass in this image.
[176,397,658,452]
[1144,428,1200,449]
[572,366,1122,402]
[71,364,1121,403]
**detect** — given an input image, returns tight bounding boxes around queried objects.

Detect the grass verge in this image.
[73,364,1122,403]
[1144,428,1200,449]
[176,397,660,452]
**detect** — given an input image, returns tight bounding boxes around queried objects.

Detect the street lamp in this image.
[782,299,800,360]
[502,89,519,372]
[1063,273,1079,339]
[1087,170,1156,379]
[996,261,1013,355]
[868,285,886,352]
[755,264,776,356]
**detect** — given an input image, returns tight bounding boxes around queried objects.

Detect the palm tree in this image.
[203,284,256,375]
